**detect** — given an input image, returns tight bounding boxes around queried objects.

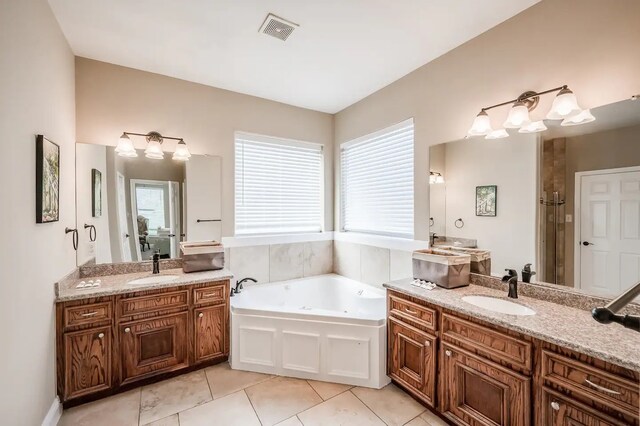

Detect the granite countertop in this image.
[56,268,234,302]
[384,279,640,372]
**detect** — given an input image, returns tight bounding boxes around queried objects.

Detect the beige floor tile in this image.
[307,380,352,400]
[275,416,304,426]
[178,390,261,426]
[139,370,212,425]
[297,391,385,426]
[352,384,425,426]
[404,416,429,426]
[143,414,179,426]
[245,376,323,426]
[419,409,449,426]
[58,389,141,426]
[205,362,272,399]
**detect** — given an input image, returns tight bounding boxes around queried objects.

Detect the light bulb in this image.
[547,87,582,119]
[561,109,595,126]
[519,121,548,133]
[485,129,509,139]
[503,101,531,128]
[467,110,493,136]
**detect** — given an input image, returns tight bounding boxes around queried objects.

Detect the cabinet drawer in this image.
[64,302,112,328]
[389,293,437,332]
[194,284,226,305]
[542,350,639,418]
[441,313,532,371]
[119,290,189,317]
[542,388,626,426]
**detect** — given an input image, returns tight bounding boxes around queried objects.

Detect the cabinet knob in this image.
[445,350,452,357]
[98,333,104,339]
[124,327,131,333]
[551,401,560,411]
[198,312,204,318]
[424,340,430,347]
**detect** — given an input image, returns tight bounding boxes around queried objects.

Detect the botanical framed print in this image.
[35,135,60,223]
[92,168,102,217]
[476,185,497,217]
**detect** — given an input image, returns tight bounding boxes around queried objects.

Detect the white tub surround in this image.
[230,274,390,388]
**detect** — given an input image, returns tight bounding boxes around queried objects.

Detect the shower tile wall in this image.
[228,240,333,285]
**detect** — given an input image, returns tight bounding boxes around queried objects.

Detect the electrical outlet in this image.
[565,214,572,223]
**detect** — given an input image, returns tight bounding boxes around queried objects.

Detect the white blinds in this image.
[235,133,323,235]
[341,119,414,238]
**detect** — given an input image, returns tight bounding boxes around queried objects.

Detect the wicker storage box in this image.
[180,242,224,273]
[437,246,491,276]
[412,249,471,289]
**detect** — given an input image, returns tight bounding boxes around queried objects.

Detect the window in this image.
[235,132,324,235]
[341,119,414,238]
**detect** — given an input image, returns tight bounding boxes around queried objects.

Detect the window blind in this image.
[235,133,323,235]
[341,119,414,238]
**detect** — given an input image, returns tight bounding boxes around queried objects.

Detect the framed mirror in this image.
[429,98,640,298]
[76,143,222,266]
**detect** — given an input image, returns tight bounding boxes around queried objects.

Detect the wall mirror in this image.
[76,143,222,266]
[429,98,640,298]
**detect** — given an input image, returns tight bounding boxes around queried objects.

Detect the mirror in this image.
[429,98,640,298]
[76,143,222,266]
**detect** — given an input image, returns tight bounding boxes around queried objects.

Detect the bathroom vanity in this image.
[385,277,640,426]
[55,267,232,406]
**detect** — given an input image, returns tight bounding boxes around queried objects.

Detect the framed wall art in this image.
[92,168,102,217]
[476,185,497,217]
[36,135,60,223]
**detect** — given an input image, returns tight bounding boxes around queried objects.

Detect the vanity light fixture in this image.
[115,131,191,161]
[467,85,593,137]
[429,171,445,184]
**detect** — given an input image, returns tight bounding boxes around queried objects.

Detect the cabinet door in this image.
[441,343,531,426]
[542,389,627,426]
[64,326,112,399]
[388,316,437,407]
[120,312,188,384]
[194,304,226,363]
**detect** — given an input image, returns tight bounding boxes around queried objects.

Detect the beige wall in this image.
[75,58,335,238]
[334,0,640,240]
[0,0,76,424]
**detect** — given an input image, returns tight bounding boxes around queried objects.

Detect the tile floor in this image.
[58,363,449,426]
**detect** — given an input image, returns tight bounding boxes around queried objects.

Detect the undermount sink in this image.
[462,295,536,316]
[128,275,179,285]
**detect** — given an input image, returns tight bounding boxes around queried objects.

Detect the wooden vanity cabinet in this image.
[56,279,230,406]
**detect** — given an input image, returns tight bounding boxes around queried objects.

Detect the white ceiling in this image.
[49,0,539,113]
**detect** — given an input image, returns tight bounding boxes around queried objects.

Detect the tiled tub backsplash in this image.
[227,240,333,285]
[333,240,414,287]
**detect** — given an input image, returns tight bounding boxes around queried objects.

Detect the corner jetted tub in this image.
[230,274,391,389]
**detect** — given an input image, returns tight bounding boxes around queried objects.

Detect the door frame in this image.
[116,172,132,262]
[573,165,640,290]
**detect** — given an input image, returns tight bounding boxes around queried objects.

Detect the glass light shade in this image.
[561,109,595,126]
[115,133,138,157]
[467,110,493,136]
[172,140,191,161]
[503,101,531,128]
[546,88,581,119]
[144,140,164,159]
[485,129,509,139]
[435,175,445,184]
[519,120,548,133]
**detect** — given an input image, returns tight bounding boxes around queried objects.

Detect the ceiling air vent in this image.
[259,13,298,41]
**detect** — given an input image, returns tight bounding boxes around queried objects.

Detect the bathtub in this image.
[230,274,391,388]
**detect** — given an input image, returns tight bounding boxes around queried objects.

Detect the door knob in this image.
[550,401,560,411]
[582,241,594,246]
[124,327,131,333]
[125,234,130,238]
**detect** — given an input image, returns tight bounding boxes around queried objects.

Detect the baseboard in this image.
[41,396,62,426]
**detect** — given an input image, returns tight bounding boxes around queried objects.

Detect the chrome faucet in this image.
[502,269,518,299]
[152,250,160,274]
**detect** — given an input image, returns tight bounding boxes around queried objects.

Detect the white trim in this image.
[223,232,334,248]
[340,118,414,150]
[235,130,323,151]
[41,397,62,426]
[573,165,640,290]
[334,231,428,252]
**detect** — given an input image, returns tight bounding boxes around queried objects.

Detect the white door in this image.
[579,169,640,297]
[117,172,132,262]
[186,155,222,242]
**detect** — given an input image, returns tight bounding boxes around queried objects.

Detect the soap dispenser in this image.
[522,263,536,283]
